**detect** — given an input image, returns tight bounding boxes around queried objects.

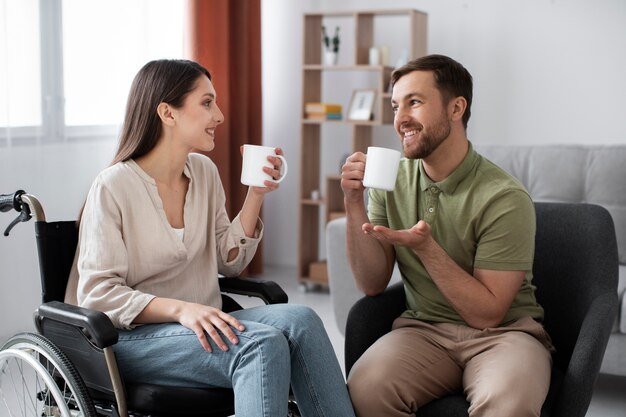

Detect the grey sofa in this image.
[326,144,626,376]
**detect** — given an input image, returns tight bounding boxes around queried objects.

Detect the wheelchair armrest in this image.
[218,277,288,305]
[37,300,118,349]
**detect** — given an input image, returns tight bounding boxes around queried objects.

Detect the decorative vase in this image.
[324,50,338,66]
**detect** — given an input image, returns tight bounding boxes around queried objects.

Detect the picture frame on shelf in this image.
[347,89,376,121]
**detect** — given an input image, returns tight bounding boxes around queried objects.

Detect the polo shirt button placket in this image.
[424,185,440,223]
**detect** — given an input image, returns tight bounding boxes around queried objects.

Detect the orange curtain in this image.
[186,0,263,275]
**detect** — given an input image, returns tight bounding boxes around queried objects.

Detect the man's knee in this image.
[468,388,543,417]
[465,333,551,417]
[347,357,416,417]
[347,361,386,416]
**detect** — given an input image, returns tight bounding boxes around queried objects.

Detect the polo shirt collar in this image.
[418,141,478,194]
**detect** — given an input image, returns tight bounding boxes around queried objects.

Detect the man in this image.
[341,54,552,417]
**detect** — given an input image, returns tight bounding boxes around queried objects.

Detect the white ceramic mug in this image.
[362,146,401,191]
[240,145,289,187]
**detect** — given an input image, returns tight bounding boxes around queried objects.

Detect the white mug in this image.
[362,146,401,191]
[241,145,289,187]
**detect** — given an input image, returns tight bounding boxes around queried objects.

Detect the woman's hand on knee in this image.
[177,302,246,353]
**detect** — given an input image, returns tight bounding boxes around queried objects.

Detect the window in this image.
[0,0,185,146]
[0,0,42,132]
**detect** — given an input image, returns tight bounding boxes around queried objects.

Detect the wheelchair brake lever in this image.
[3,207,31,236]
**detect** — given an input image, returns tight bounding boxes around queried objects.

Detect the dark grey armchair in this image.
[345,202,619,417]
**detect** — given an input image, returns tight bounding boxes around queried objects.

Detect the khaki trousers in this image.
[347,316,553,417]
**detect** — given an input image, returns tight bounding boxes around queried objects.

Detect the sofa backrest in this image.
[474,144,626,265]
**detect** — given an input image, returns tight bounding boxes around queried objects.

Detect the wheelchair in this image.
[0,190,302,417]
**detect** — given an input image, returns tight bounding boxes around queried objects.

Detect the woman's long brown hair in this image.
[78,59,211,223]
[111,59,211,164]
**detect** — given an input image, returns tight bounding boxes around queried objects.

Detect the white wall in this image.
[0,140,116,343]
[1,0,625,341]
[261,0,626,267]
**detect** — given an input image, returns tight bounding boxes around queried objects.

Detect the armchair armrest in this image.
[218,277,288,305]
[345,282,406,375]
[553,292,618,417]
[36,300,118,349]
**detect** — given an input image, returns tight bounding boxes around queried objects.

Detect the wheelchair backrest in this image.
[34,220,120,399]
[34,221,78,303]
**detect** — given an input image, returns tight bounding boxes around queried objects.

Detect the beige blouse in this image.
[64,153,262,329]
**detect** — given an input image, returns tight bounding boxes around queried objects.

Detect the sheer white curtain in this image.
[0,0,184,148]
[62,0,185,128]
[0,0,42,147]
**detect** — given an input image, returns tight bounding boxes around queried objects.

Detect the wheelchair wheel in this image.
[0,332,97,417]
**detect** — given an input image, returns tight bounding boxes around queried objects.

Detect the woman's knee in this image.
[233,304,324,334]
[270,304,326,340]
[238,325,290,369]
[277,304,322,326]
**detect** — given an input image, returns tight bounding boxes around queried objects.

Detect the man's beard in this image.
[403,114,451,159]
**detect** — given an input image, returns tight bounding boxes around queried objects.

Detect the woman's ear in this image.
[449,96,467,123]
[156,102,176,126]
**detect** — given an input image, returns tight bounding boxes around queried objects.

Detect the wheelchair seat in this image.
[1,191,296,417]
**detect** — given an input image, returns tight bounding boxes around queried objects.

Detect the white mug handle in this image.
[273,155,289,183]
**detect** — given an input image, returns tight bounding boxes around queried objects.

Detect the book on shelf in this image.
[304,102,342,114]
[305,112,342,121]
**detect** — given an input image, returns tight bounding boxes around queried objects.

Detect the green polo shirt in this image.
[368,142,544,326]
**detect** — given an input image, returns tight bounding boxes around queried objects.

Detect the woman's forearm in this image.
[239,188,264,237]
[133,297,185,324]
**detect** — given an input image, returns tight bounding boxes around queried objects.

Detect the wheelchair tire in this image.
[0,332,97,417]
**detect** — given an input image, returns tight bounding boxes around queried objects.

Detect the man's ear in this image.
[449,96,467,123]
[157,102,175,126]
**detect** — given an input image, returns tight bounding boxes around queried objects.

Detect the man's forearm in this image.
[415,238,522,329]
[345,200,393,295]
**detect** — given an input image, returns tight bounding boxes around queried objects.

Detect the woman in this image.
[65,59,355,417]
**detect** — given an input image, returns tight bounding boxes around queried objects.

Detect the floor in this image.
[236,264,626,417]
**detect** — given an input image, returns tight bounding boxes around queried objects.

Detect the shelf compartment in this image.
[299,9,428,288]
[303,64,394,71]
[302,118,382,126]
[301,199,324,206]
[326,176,345,223]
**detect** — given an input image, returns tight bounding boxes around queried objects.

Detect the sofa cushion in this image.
[526,147,588,203]
[586,148,626,265]
[475,145,532,184]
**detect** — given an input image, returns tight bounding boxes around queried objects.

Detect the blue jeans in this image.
[114,304,355,417]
